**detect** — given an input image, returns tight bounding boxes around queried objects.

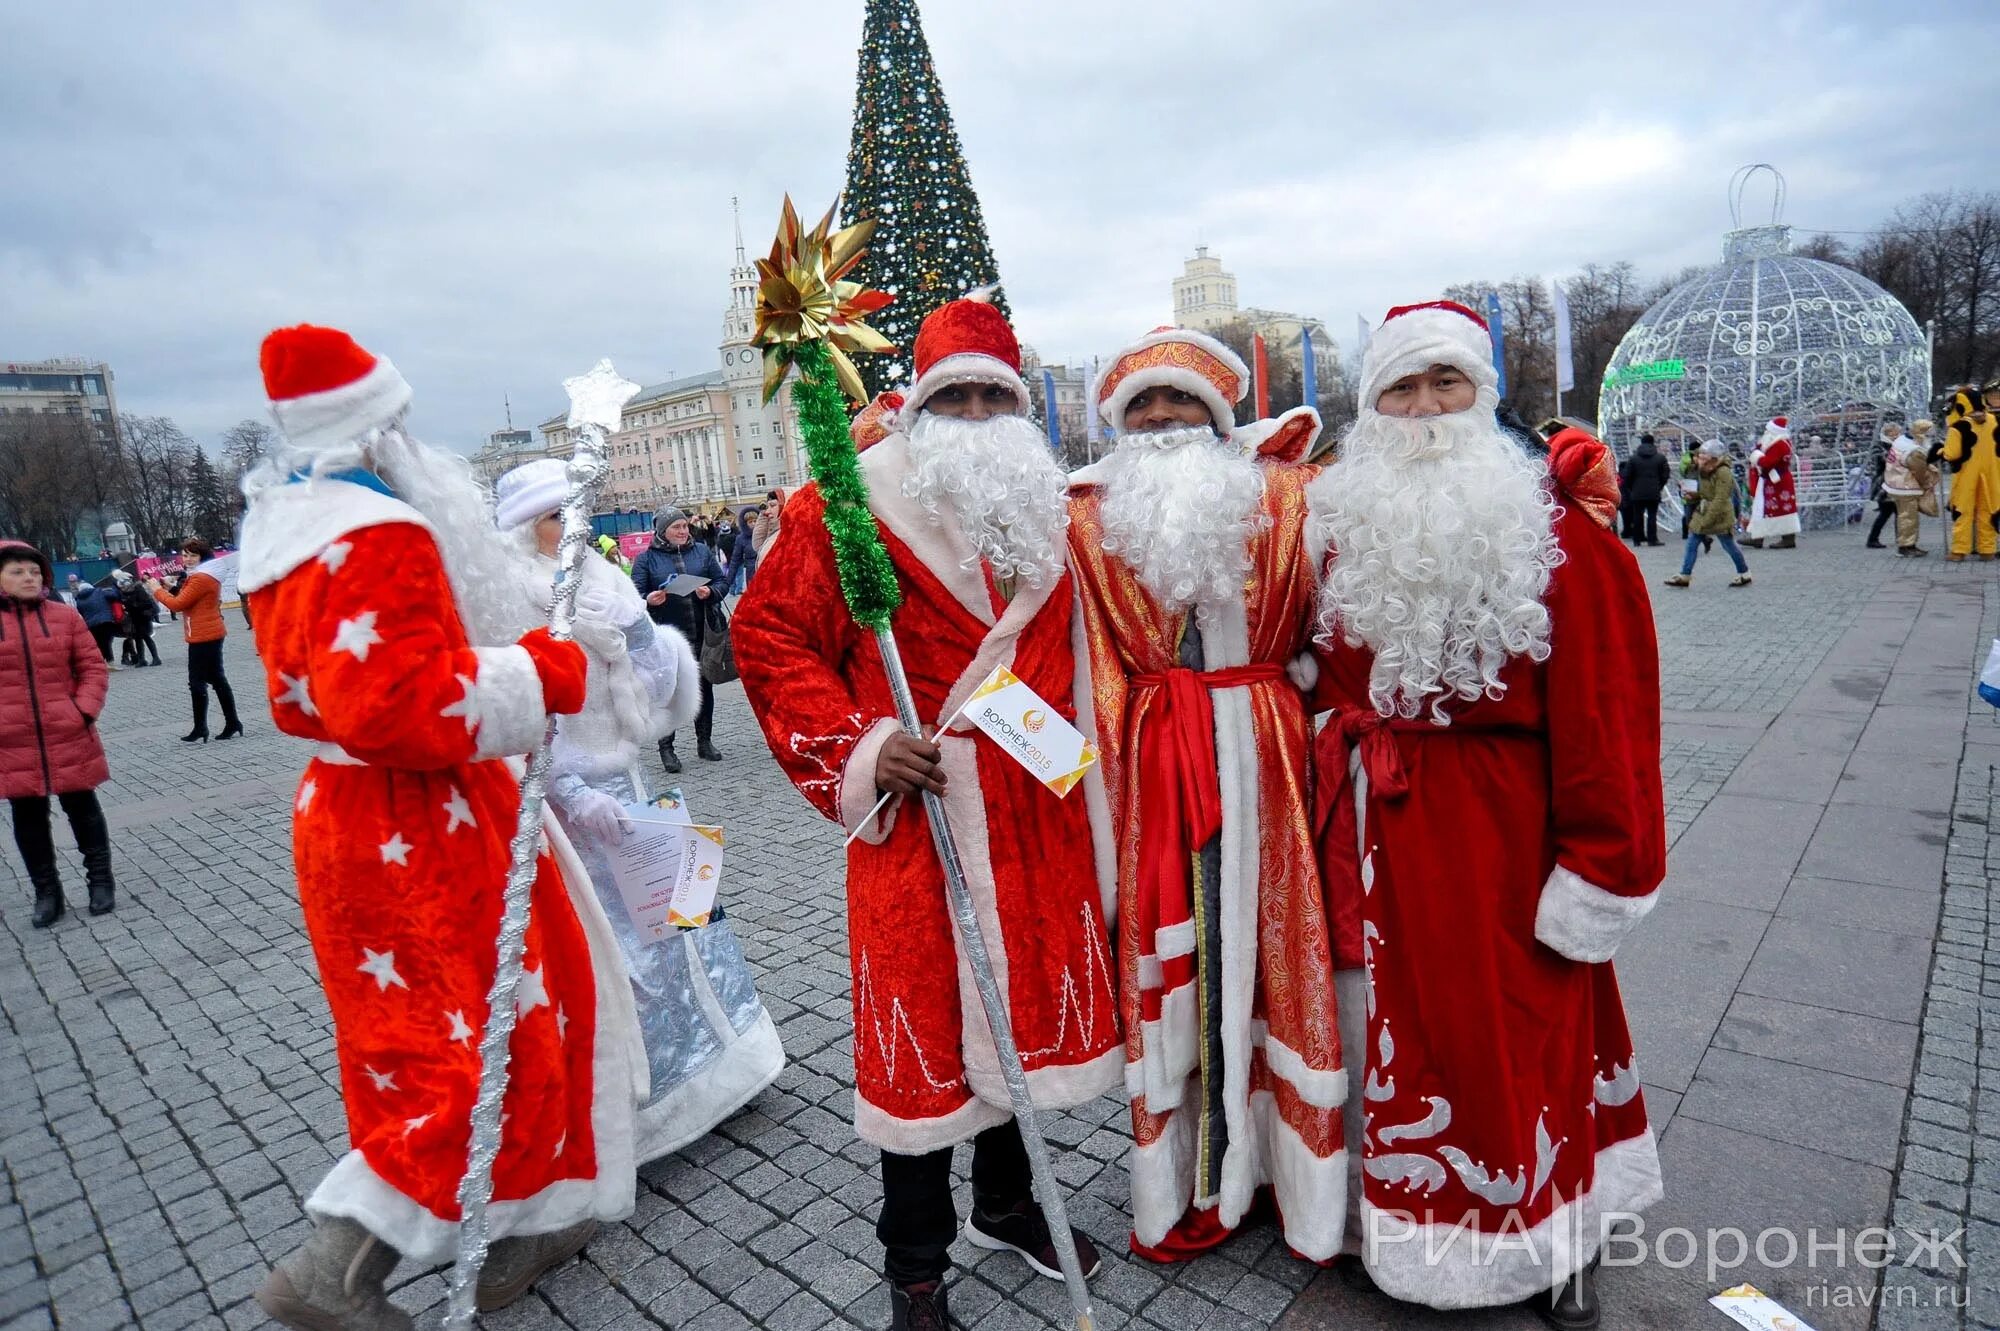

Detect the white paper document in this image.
[607,803,725,939]
[1709,1284,1817,1331]
[660,573,709,596]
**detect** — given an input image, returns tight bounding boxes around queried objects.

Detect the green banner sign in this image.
[1604,359,1687,389]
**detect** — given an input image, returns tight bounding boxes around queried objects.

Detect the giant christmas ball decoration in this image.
[1599,167,1930,527]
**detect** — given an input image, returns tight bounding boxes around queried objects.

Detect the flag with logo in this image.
[964,664,1098,796]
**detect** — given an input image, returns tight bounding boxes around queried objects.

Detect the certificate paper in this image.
[660,573,709,596]
[608,802,724,939]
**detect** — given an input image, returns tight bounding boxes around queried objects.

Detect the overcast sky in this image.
[4,1,1995,452]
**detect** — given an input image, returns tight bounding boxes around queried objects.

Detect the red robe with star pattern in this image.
[238,475,645,1263]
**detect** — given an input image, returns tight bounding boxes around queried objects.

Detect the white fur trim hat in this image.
[493,457,568,530]
[1357,300,1498,410]
[898,291,1031,421]
[260,323,414,454]
[1097,326,1250,436]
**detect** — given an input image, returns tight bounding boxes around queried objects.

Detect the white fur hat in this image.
[1357,300,1498,410]
[493,457,568,530]
[1096,326,1249,435]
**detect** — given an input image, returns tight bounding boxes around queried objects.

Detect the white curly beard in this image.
[1309,398,1561,722]
[903,410,1070,591]
[244,421,546,649]
[1097,426,1268,611]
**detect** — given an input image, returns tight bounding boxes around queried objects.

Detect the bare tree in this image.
[116,414,200,550]
[0,413,98,556]
[1855,191,2000,387]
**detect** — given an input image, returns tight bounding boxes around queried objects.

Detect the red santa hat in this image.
[1357,300,1498,410]
[260,324,413,453]
[898,290,1031,420]
[1096,326,1250,435]
[1758,416,1791,448]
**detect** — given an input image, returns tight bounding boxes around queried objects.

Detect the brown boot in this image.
[477,1219,597,1311]
[254,1217,412,1331]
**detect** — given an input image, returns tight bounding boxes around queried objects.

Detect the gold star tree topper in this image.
[751,196,895,405]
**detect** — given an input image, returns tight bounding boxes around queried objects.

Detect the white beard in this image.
[903,410,1070,591]
[1097,426,1267,611]
[244,420,545,648]
[1310,401,1560,722]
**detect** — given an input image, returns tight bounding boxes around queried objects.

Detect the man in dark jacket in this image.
[1619,434,1672,546]
[630,506,728,770]
[115,572,161,666]
[728,505,760,595]
[72,579,121,667]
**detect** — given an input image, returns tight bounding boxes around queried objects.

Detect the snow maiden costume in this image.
[495,458,784,1164]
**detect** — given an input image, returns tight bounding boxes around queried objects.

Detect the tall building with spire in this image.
[532,200,804,514]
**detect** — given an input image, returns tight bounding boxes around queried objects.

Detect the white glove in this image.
[1765,469,1780,484]
[576,580,619,626]
[569,789,632,844]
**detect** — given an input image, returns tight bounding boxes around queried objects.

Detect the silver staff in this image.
[872,629,1099,1331]
[444,360,638,1330]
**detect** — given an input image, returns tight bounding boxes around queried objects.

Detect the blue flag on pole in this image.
[1484,291,1508,398]
[1042,368,1061,451]
[1300,325,1318,410]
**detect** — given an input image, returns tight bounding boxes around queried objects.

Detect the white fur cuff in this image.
[1533,865,1658,963]
[468,645,552,759]
[838,717,907,846]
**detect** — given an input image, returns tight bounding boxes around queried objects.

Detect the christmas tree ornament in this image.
[753,200,1099,1331]
[443,360,638,1331]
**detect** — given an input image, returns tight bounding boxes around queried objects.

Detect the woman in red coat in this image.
[0,541,115,926]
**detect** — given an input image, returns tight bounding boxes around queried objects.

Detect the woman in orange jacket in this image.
[148,537,244,742]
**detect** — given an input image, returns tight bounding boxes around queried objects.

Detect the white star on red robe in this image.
[296,780,317,813]
[446,1009,475,1045]
[362,1065,398,1092]
[515,964,550,1016]
[439,674,479,732]
[318,541,352,573]
[442,787,476,834]
[358,948,408,992]
[379,833,412,866]
[402,1113,432,1137]
[332,612,383,661]
[556,1006,569,1041]
[552,1133,566,1158]
[276,672,317,716]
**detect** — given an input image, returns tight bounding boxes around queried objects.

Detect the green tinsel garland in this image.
[791,339,902,632]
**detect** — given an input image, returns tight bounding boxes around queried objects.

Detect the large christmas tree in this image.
[840,0,1009,399]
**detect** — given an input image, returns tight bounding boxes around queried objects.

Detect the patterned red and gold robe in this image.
[733,434,1121,1153]
[238,474,645,1263]
[1309,485,1666,1307]
[1067,453,1345,1261]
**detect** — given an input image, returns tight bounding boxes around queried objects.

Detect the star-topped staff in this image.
[752,198,1099,1331]
[444,359,637,1331]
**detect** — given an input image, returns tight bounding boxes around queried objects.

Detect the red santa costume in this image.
[239,327,645,1289]
[733,300,1118,1311]
[1747,416,1801,543]
[1066,328,1345,1262]
[1306,302,1665,1311]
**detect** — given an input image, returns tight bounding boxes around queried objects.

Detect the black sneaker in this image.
[1526,1258,1600,1329]
[964,1201,1102,1282]
[890,1280,957,1331]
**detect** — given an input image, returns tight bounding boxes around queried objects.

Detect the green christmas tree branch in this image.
[790,340,901,633]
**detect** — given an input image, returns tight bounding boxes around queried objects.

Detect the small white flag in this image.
[963,665,1097,797]
[1708,1283,1817,1331]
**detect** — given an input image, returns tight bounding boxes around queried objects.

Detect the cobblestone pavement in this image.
[1,530,1992,1331]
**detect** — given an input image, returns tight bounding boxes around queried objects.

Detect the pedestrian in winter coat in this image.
[728,506,760,595]
[1619,434,1672,546]
[115,572,161,666]
[0,541,116,926]
[630,507,727,771]
[72,579,118,665]
[751,489,785,562]
[148,537,243,743]
[1665,441,1752,588]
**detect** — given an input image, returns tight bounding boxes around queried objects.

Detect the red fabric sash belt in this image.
[1128,662,1285,1025]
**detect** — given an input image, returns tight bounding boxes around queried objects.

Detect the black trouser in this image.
[1868,499,1895,545]
[88,624,115,662]
[1631,500,1660,544]
[187,639,239,731]
[878,1120,1032,1285]
[666,675,715,749]
[10,791,110,890]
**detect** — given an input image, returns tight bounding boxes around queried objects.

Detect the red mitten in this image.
[516,627,588,715]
